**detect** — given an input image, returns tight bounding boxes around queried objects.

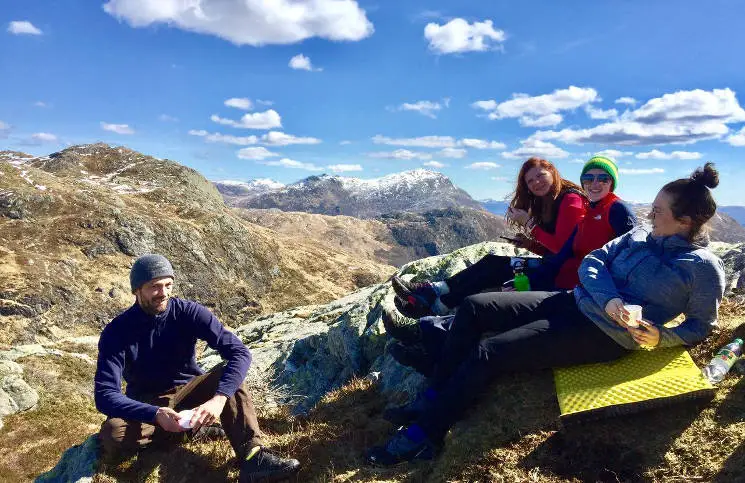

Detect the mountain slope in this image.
[0,144,393,345]
[217,169,483,218]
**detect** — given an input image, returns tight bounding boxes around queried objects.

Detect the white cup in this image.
[622,305,643,327]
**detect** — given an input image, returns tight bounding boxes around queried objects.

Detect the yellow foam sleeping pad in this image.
[554,346,714,424]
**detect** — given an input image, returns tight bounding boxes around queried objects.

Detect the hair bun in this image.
[691,162,719,189]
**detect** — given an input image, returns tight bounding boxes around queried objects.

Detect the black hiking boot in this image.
[382,390,437,426]
[366,427,437,466]
[388,341,434,377]
[391,276,438,316]
[239,447,300,483]
[382,308,422,346]
[394,295,435,319]
[189,424,226,442]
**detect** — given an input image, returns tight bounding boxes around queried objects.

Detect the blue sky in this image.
[2,0,745,205]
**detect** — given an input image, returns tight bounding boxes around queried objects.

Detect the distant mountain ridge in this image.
[215,169,483,218]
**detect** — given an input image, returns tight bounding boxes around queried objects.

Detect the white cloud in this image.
[103,0,373,46]
[327,164,362,172]
[594,149,633,159]
[615,97,638,106]
[458,138,506,150]
[491,176,509,181]
[237,146,279,160]
[531,88,745,146]
[263,158,323,170]
[518,113,564,127]
[260,131,321,146]
[424,18,505,54]
[225,98,253,110]
[256,99,274,106]
[189,129,258,145]
[585,105,618,120]
[439,147,467,159]
[289,53,322,71]
[339,140,353,145]
[473,86,598,127]
[34,101,48,108]
[211,109,282,129]
[467,162,500,170]
[8,21,42,35]
[397,100,443,118]
[101,122,134,134]
[502,139,569,159]
[423,161,446,169]
[726,127,745,146]
[368,149,432,160]
[635,149,702,160]
[159,114,179,122]
[619,168,665,175]
[0,120,9,131]
[372,134,455,148]
[31,133,58,143]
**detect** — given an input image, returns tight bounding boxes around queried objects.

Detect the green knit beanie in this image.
[581,155,619,191]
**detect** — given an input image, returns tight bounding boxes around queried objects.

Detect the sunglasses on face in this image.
[581,173,612,184]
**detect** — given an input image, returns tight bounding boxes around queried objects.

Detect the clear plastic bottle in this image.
[702,338,744,384]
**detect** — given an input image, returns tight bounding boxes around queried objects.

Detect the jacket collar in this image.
[131,298,173,323]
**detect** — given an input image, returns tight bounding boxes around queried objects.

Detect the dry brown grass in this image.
[3,319,744,483]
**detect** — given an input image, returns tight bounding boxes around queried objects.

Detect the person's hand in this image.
[512,233,533,249]
[155,407,186,433]
[628,320,660,348]
[507,207,530,226]
[604,298,628,328]
[502,279,516,292]
[189,394,228,431]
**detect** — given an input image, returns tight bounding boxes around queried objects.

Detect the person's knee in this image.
[99,418,128,453]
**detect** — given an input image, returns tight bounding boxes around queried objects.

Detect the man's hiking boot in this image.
[391,276,437,316]
[382,308,422,346]
[366,427,437,466]
[388,341,434,377]
[394,295,434,320]
[239,446,300,483]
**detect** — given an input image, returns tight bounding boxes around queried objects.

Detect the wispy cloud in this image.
[159,114,179,122]
[368,149,432,160]
[262,158,323,171]
[467,162,501,170]
[189,130,258,146]
[101,122,134,135]
[372,135,455,148]
[423,161,446,168]
[8,21,42,35]
[394,100,445,118]
[327,164,362,172]
[619,168,665,175]
[224,98,253,110]
[211,110,282,130]
[635,150,702,160]
[237,146,279,160]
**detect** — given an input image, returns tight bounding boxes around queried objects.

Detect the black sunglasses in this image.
[581,173,612,184]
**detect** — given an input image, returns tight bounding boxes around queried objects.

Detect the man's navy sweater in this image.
[94,297,251,422]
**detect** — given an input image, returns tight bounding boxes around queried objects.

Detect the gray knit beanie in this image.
[130,254,175,293]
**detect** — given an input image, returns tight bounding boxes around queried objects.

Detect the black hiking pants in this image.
[439,254,541,308]
[414,290,629,442]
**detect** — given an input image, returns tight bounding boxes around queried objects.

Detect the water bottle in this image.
[702,338,744,384]
[513,269,531,292]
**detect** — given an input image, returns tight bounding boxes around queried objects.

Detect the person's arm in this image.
[531,193,586,254]
[654,257,726,347]
[528,228,577,290]
[608,201,637,238]
[578,231,633,311]
[94,330,159,422]
[190,304,252,398]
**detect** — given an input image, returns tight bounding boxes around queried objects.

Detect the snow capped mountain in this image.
[214,178,285,197]
[218,169,483,218]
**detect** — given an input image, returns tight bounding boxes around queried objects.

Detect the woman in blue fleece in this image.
[367,163,726,466]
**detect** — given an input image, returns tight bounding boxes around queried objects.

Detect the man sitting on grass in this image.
[95,254,300,482]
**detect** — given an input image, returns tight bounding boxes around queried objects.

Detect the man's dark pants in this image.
[98,365,262,460]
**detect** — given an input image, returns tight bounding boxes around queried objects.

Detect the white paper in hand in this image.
[178,409,194,429]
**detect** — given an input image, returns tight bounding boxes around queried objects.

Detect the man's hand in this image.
[189,394,228,431]
[604,298,628,328]
[628,320,660,348]
[155,407,186,433]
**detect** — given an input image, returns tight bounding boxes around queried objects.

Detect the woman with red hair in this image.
[391,157,586,319]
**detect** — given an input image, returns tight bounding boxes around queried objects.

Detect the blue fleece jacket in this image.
[574,228,726,349]
[94,297,251,422]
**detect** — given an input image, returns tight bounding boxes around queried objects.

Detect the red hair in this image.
[509,157,583,225]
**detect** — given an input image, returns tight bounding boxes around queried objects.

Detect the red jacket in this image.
[529,191,587,255]
[554,192,622,288]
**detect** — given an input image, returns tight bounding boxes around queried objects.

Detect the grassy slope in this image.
[1,312,743,482]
